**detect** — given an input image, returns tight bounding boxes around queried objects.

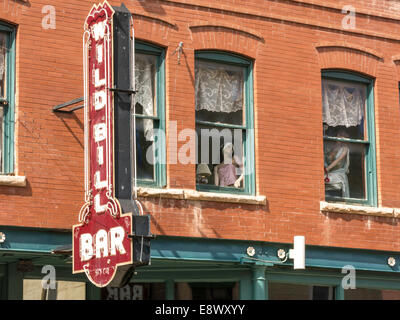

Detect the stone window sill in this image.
[136,187,266,205]
[0,175,27,187]
[320,201,400,218]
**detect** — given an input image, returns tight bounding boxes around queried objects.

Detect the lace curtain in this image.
[0,33,6,98]
[135,53,156,141]
[0,33,5,171]
[195,61,243,113]
[0,106,2,171]
[322,79,366,127]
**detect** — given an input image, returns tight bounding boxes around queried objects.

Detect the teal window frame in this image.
[134,41,166,188]
[195,51,255,196]
[0,23,15,174]
[322,70,377,206]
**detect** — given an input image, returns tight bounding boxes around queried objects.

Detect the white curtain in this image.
[322,79,366,127]
[0,48,4,82]
[135,54,156,141]
[0,106,3,171]
[195,61,243,113]
[0,33,5,171]
[0,33,6,98]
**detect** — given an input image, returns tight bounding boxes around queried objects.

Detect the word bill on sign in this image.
[72,0,133,288]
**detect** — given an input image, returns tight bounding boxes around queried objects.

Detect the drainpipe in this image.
[252,265,267,300]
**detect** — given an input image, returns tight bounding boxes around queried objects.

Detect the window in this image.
[195,51,255,195]
[0,23,15,174]
[312,286,335,300]
[322,71,377,206]
[134,42,166,187]
[101,282,165,300]
[189,282,237,300]
[344,288,400,300]
[23,279,86,300]
[269,283,335,300]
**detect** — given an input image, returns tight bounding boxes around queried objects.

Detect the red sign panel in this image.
[73,1,133,287]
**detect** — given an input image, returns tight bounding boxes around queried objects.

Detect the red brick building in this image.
[1,0,400,300]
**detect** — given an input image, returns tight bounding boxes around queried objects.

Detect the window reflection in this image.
[134,53,157,182]
[322,78,368,201]
[0,32,6,98]
[195,59,246,190]
[196,125,244,189]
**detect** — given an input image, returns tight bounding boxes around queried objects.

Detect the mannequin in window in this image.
[214,142,244,188]
[324,130,350,198]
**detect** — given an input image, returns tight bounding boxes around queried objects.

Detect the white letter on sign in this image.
[97,146,104,165]
[95,69,106,88]
[94,123,107,142]
[95,229,109,258]
[80,233,93,261]
[94,90,106,110]
[110,227,126,256]
[94,171,107,190]
[94,194,107,213]
[92,21,106,40]
[96,44,103,63]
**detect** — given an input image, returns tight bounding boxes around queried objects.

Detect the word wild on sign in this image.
[73,1,133,288]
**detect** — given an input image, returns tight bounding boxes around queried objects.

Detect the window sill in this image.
[136,187,266,205]
[0,175,27,187]
[136,187,185,200]
[320,201,400,218]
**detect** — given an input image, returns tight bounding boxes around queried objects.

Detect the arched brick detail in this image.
[315,45,382,78]
[391,55,400,81]
[133,14,176,48]
[133,13,177,29]
[189,23,264,42]
[189,25,262,60]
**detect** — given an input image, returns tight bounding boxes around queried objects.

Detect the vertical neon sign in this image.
[73,1,133,288]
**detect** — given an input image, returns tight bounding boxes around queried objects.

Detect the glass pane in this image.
[381,289,400,300]
[195,60,245,126]
[0,32,6,99]
[0,106,3,172]
[269,283,335,300]
[189,282,236,300]
[322,79,367,141]
[135,118,155,181]
[23,279,86,300]
[135,53,157,116]
[324,140,366,200]
[101,283,165,300]
[313,286,335,300]
[269,283,311,300]
[344,288,400,300]
[324,124,365,141]
[196,124,244,189]
[55,281,86,300]
[175,282,239,300]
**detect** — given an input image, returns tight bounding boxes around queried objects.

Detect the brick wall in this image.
[1,0,400,252]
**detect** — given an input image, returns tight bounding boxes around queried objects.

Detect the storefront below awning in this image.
[2,226,400,300]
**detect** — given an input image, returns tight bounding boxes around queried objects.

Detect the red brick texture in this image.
[1,0,400,252]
